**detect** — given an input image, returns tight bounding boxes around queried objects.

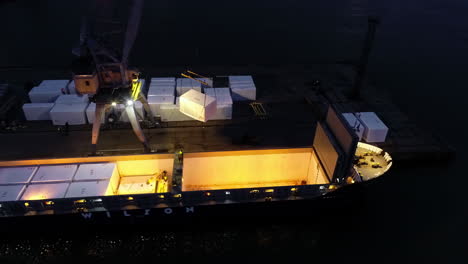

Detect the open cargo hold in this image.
[73,163,120,193]
[49,103,89,125]
[182,148,328,191]
[31,165,78,183]
[117,175,157,195]
[21,183,70,200]
[342,113,365,141]
[179,89,216,122]
[0,166,37,185]
[65,180,114,198]
[0,185,27,201]
[22,103,55,121]
[356,112,388,143]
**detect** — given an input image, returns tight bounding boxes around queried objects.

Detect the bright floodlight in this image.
[111,102,117,106]
[126,100,133,106]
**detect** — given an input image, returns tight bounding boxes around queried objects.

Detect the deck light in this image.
[126,100,133,106]
[24,202,30,207]
[111,102,117,106]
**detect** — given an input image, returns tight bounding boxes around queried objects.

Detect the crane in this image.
[71,0,153,155]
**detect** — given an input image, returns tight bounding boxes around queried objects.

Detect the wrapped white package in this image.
[31,165,77,183]
[176,78,202,96]
[148,95,175,117]
[65,180,114,198]
[55,94,89,104]
[50,103,89,125]
[22,103,55,121]
[0,166,37,185]
[179,89,216,122]
[0,185,27,202]
[356,112,389,143]
[73,163,120,193]
[21,183,70,200]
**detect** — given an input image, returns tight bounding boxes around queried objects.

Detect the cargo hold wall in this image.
[182,148,329,191]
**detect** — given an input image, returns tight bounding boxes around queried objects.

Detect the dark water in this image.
[0,0,466,262]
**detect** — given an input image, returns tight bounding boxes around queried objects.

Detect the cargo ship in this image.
[0,99,392,224]
[0,1,394,225]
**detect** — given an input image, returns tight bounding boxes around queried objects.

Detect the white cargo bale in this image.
[151,77,176,83]
[211,104,233,120]
[204,88,215,97]
[38,80,69,88]
[49,103,89,125]
[215,89,233,105]
[356,112,389,143]
[179,89,216,122]
[117,101,145,122]
[86,103,105,124]
[230,83,256,101]
[65,180,114,198]
[159,99,192,121]
[0,185,27,202]
[117,175,157,195]
[176,78,202,96]
[28,86,63,103]
[148,86,175,97]
[31,165,78,183]
[22,103,54,121]
[55,94,89,104]
[21,183,70,200]
[73,163,120,193]
[0,166,37,185]
[229,75,256,101]
[342,113,365,141]
[148,95,175,117]
[228,75,254,84]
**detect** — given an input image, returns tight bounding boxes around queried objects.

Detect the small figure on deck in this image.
[64,122,69,136]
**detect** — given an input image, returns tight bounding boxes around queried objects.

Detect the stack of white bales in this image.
[355,112,389,143]
[22,103,55,121]
[204,88,233,120]
[179,89,216,122]
[21,165,78,200]
[342,113,365,141]
[28,80,69,103]
[23,80,69,121]
[0,166,37,202]
[65,163,120,198]
[147,77,176,117]
[49,94,89,125]
[176,78,202,96]
[229,75,256,101]
[159,97,193,122]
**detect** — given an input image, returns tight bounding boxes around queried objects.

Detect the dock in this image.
[0,63,455,164]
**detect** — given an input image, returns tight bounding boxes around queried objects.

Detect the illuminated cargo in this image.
[182,148,329,191]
